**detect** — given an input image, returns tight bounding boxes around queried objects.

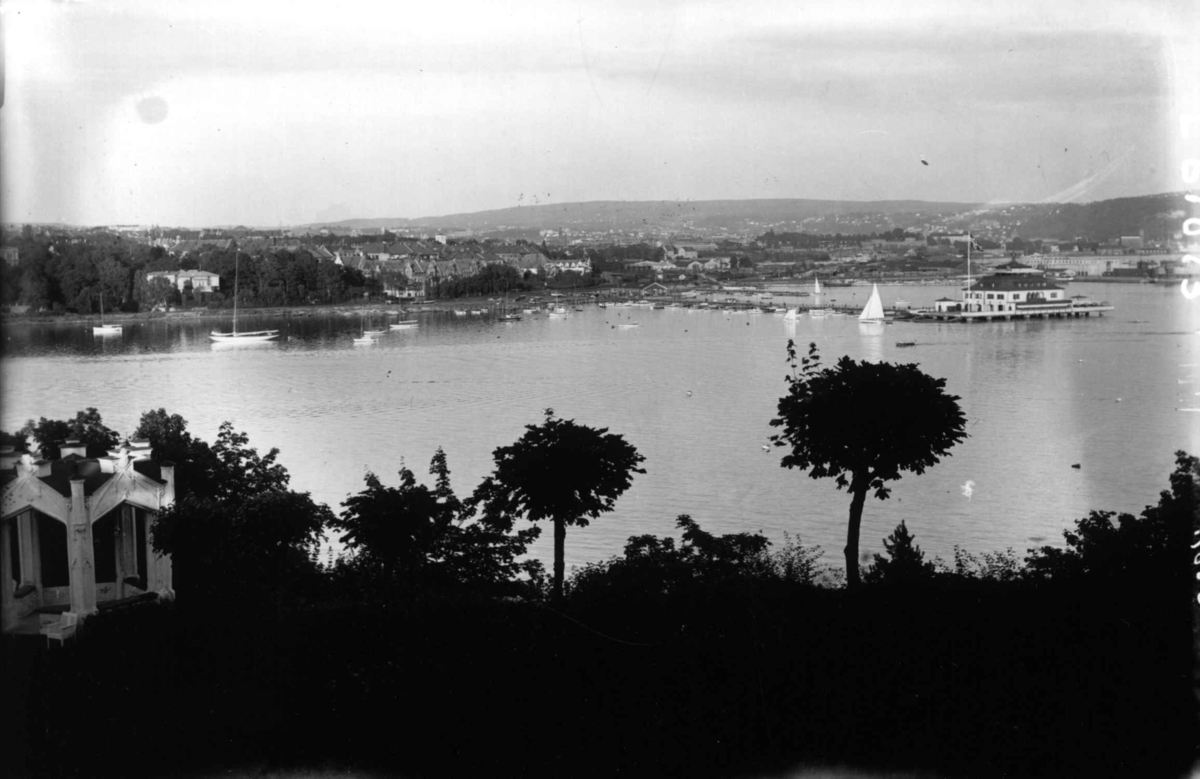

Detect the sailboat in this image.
[496,291,521,321]
[210,255,280,342]
[858,283,889,324]
[92,291,122,335]
[805,276,832,317]
[353,312,376,344]
[390,311,419,329]
[362,314,388,336]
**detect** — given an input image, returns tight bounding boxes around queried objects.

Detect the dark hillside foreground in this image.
[3,411,1196,778]
[3,574,1195,779]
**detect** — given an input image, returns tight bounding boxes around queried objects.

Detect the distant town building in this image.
[145,269,221,292]
[1,246,19,266]
[542,258,590,276]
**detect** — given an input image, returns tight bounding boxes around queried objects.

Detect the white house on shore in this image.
[1,439,175,641]
[145,269,221,293]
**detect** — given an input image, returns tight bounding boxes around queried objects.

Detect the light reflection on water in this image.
[2,283,1197,572]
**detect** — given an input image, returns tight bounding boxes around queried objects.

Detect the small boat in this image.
[390,320,419,329]
[363,328,387,336]
[798,291,810,297]
[497,313,522,321]
[210,256,280,342]
[93,292,122,335]
[813,277,822,296]
[896,341,916,347]
[617,322,640,329]
[809,308,831,318]
[782,308,800,322]
[858,284,890,324]
[352,335,375,345]
[548,307,569,318]
[454,309,467,316]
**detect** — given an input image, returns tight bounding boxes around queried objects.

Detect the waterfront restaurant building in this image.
[934,260,1066,314]
[1,439,175,639]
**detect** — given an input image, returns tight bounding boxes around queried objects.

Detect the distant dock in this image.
[911,300,1113,322]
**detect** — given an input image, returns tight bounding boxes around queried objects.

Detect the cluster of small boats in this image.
[353,315,418,345]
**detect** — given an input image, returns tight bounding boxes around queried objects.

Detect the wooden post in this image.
[1,520,15,632]
[67,477,97,616]
[117,506,138,597]
[150,464,176,596]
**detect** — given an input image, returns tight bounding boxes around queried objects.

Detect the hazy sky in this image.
[1,0,1195,227]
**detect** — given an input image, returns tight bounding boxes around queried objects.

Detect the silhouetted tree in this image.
[22,407,120,459]
[1024,450,1198,586]
[132,408,226,499]
[863,520,936,585]
[472,408,645,600]
[333,448,541,593]
[770,342,967,589]
[149,422,329,609]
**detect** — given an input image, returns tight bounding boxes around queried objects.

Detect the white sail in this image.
[858,284,886,322]
[813,277,821,295]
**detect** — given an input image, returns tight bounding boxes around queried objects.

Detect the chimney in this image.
[160,461,176,507]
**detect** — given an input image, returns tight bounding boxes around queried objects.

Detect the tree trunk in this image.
[553,517,566,601]
[844,477,869,590]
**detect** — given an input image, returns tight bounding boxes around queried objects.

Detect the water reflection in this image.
[1,284,1194,569]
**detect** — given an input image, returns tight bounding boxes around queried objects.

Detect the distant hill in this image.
[302,198,985,233]
[997,192,1186,243]
[299,193,1189,242]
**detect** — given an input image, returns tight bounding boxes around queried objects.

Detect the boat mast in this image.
[232,253,240,335]
[966,231,972,312]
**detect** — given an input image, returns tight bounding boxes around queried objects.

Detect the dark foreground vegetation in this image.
[3,362,1198,777]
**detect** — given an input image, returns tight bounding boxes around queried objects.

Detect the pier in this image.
[911,300,1113,322]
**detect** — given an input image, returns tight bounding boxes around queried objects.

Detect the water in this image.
[3,283,1198,572]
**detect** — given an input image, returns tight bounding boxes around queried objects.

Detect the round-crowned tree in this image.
[770,341,967,589]
[472,409,646,601]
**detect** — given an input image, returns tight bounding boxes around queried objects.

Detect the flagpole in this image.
[966,231,972,312]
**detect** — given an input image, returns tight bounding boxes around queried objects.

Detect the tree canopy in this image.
[332,448,542,595]
[472,408,645,600]
[22,407,121,459]
[770,341,967,588]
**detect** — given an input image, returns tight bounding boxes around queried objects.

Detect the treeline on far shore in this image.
[3,401,1197,778]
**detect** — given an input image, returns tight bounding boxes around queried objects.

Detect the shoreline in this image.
[0,295,605,326]
[1,276,1182,326]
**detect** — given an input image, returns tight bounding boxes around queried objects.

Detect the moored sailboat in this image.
[92,292,123,335]
[210,255,280,342]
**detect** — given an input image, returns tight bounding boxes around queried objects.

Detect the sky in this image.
[1,0,1197,227]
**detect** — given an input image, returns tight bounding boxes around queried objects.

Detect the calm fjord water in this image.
[3,282,1198,571]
